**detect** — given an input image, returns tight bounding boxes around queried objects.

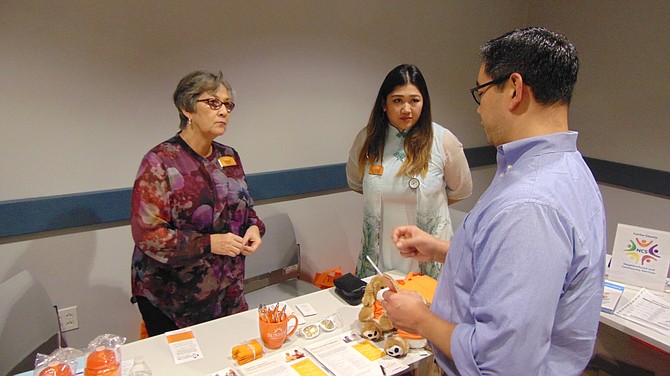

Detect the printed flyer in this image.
[608,223,670,291]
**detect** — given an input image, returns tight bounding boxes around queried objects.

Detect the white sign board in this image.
[608,223,670,291]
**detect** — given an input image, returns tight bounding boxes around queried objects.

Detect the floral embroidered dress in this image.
[131,134,265,328]
[346,123,472,279]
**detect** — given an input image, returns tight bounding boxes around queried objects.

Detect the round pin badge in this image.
[408,177,420,189]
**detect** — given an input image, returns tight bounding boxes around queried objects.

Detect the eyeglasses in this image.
[469,75,510,105]
[196,98,236,112]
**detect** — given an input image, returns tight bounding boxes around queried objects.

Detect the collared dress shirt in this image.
[432,132,606,375]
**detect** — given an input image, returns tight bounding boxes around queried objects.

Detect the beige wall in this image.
[1,0,668,347]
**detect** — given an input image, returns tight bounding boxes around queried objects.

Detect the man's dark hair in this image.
[481,27,579,105]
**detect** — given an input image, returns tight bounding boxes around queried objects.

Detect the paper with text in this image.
[165,328,204,364]
[237,346,328,376]
[303,331,405,376]
[615,288,670,336]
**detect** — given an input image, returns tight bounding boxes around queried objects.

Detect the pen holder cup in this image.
[259,314,298,349]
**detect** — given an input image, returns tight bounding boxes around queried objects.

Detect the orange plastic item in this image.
[313,267,342,289]
[397,272,438,303]
[397,330,424,340]
[39,361,73,376]
[84,346,120,376]
[140,321,148,339]
[393,273,439,343]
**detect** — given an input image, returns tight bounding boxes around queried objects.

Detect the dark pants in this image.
[134,296,178,337]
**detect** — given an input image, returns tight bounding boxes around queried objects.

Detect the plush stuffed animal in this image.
[357,274,408,357]
[360,321,383,341]
[357,275,395,334]
[383,335,410,358]
[358,273,436,358]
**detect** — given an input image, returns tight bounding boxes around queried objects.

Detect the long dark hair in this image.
[358,64,433,177]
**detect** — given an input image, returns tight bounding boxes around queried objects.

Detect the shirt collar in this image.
[497,131,579,167]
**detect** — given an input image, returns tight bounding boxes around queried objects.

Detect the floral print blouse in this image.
[131,134,265,328]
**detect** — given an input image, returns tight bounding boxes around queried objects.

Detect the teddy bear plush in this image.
[357,274,411,357]
[358,273,434,357]
[383,335,410,358]
[357,274,394,332]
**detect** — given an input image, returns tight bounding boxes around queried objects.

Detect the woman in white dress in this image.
[346,64,472,279]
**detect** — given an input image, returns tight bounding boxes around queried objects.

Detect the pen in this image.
[366,255,398,292]
[366,255,384,275]
[380,364,386,375]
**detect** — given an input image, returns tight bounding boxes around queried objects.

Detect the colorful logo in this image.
[623,237,661,265]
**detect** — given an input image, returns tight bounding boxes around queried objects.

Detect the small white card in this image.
[602,280,625,314]
[165,328,204,364]
[295,303,317,317]
[608,223,670,291]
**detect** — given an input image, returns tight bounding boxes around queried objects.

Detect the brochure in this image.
[237,346,329,376]
[601,280,625,314]
[209,368,241,376]
[164,328,204,364]
[303,331,408,376]
[614,288,670,336]
[608,223,670,291]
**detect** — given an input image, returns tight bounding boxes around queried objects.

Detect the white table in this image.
[598,285,670,353]
[120,285,430,375]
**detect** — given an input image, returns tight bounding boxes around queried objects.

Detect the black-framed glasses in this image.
[197,98,236,112]
[469,75,510,105]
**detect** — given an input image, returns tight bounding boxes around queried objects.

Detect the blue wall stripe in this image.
[584,157,670,197]
[2,150,667,240]
[0,164,348,239]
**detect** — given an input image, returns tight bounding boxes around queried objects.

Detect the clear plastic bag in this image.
[128,356,152,376]
[83,334,126,376]
[298,312,343,340]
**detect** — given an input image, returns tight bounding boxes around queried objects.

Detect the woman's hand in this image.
[211,233,246,257]
[241,225,262,256]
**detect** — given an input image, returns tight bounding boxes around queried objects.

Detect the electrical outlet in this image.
[58,306,79,332]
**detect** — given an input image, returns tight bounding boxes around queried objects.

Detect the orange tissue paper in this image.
[232,339,264,365]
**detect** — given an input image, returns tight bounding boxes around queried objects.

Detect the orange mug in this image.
[259,314,299,349]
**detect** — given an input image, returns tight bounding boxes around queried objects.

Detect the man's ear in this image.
[508,72,524,111]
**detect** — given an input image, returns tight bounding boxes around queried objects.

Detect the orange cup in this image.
[259,314,299,349]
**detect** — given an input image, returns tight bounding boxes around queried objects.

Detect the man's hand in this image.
[381,289,430,333]
[392,225,450,263]
[381,288,457,361]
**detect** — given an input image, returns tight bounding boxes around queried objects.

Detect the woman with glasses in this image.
[346,64,472,279]
[130,70,265,336]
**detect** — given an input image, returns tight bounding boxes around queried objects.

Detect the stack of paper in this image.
[615,288,670,336]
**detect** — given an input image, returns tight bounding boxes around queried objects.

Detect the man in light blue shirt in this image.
[382,27,606,375]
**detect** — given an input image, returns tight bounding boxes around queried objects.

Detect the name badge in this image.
[218,156,237,167]
[369,165,383,175]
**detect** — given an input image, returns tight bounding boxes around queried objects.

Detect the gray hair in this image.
[173,70,235,129]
